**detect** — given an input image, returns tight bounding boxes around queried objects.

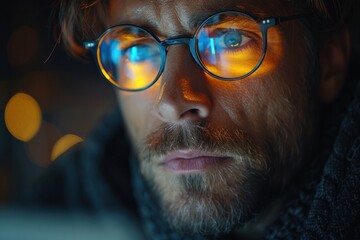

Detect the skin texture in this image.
[103,0,350,236]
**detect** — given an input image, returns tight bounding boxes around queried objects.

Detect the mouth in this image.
[160,149,232,174]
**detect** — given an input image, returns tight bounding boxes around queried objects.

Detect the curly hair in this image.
[53,0,355,58]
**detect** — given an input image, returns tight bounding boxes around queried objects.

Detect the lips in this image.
[161,150,231,173]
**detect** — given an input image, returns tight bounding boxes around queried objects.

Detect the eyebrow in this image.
[128,1,272,38]
[188,10,217,29]
[186,3,269,31]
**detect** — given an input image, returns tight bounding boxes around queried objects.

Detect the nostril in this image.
[179,107,209,120]
[156,97,211,122]
[179,108,200,119]
[189,109,199,114]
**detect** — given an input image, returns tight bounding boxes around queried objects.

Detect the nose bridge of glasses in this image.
[161,37,192,48]
[161,37,200,66]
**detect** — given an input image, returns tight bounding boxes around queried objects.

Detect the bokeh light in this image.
[51,134,83,161]
[4,93,42,142]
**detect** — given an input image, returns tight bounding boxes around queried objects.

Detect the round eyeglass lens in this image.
[196,12,264,79]
[97,26,162,90]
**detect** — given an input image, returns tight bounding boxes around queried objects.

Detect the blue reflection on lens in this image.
[130,46,137,62]
[210,38,216,55]
[99,39,122,81]
[198,31,217,65]
[110,40,121,65]
[126,45,159,63]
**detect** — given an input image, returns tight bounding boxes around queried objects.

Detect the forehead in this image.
[108,0,293,33]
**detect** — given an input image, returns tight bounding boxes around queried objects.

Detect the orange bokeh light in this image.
[4,93,42,142]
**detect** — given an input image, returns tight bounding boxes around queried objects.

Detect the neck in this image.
[231,193,286,239]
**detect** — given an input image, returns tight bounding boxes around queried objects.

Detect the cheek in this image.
[207,27,289,138]
[212,60,307,147]
[206,79,271,149]
[117,88,158,144]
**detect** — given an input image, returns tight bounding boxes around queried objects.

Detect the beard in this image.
[127,67,317,236]
[134,108,309,236]
[129,45,318,235]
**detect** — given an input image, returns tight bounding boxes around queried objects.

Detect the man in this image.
[26,0,359,239]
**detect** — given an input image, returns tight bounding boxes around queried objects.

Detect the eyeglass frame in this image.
[83,10,306,92]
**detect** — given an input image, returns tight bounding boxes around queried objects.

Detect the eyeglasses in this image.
[84,10,304,91]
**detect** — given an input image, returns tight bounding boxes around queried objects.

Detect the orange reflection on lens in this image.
[119,61,159,90]
[97,25,162,91]
[203,51,262,78]
[208,27,282,79]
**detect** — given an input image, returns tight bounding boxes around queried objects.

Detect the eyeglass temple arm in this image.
[277,14,308,23]
[259,14,308,31]
[83,41,98,54]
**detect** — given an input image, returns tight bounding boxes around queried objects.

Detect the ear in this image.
[319,29,351,103]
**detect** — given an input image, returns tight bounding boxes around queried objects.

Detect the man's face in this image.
[109,0,318,235]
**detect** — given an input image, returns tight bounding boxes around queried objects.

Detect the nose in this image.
[155,45,213,123]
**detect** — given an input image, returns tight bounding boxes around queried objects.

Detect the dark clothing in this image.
[23,76,360,239]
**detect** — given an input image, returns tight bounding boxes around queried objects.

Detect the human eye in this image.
[214,28,252,51]
[197,26,260,58]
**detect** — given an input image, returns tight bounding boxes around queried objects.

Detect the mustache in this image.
[141,122,265,160]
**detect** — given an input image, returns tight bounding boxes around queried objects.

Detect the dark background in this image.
[0,0,117,205]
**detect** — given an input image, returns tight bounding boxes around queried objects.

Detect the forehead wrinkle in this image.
[108,0,160,26]
[108,0,293,37]
[152,1,270,37]
[199,2,297,35]
[184,1,272,35]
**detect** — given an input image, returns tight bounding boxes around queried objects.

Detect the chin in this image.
[142,159,269,236]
